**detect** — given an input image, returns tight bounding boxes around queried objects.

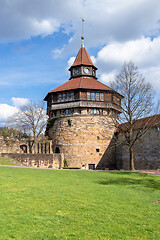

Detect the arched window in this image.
[20,144,27,153]
[55,147,60,153]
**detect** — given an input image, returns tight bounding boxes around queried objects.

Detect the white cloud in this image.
[0,98,31,124]
[95,36,160,92]
[0,104,18,122]
[97,37,160,70]
[52,47,65,59]
[11,97,30,107]
[1,0,160,96]
[90,56,96,65]
[100,72,117,85]
[0,0,160,45]
[67,56,76,69]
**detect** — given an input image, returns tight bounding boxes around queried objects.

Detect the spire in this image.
[81,19,84,48]
[69,47,97,69]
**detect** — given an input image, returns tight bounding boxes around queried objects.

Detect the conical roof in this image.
[69,47,97,70]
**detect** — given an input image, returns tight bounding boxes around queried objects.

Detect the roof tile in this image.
[48,77,113,93]
[70,47,97,69]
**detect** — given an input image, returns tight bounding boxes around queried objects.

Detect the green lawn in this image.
[0,167,160,240]
[0,157,21,166]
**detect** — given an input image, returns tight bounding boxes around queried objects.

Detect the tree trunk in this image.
[129,146,134,171]
[33,132,36,154]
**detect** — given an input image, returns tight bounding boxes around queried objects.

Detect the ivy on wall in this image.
[45,117,60,136]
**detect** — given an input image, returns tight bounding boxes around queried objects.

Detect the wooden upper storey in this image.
[46,89,122,109]
[44,45,123,114]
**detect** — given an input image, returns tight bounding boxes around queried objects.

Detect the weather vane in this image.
[81,18,85,47]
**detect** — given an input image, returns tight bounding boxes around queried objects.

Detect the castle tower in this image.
[44,39,123,169]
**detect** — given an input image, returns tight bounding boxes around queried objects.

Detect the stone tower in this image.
[44,40,123,169]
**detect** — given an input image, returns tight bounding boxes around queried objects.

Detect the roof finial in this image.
[81,18,84,48]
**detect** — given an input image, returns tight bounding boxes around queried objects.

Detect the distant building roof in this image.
[118,114,160,132]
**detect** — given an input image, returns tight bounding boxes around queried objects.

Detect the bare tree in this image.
[10,102,47,153]
[111,61,158,170]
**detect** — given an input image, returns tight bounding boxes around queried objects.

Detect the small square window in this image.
[68,119,71,126]
[97,136,100,140]
[96,148,100,152]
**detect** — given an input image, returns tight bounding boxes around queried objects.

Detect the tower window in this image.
[96,92,100,101]
[94,108,97,114]
[100,93,104,101]
[92,92,95,100]
[71,92,74,100]
[96,148,100,152]
[90,108,100,115]
[58,94,62,102]
[68,119,71,126]
[97,136,100,140]
[63,93,66,101]
[67,93,70,101]
[61,109,72,115]
[66,109,69,115]
[87,92,91,100]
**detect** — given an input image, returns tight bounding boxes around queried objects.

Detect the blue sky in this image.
[0,0,160,125]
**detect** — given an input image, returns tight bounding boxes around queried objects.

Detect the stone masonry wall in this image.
[0,139,53,154]
[1,153,64,169]
[116,127,160,170]
[0,140,22,153]
[48,114,116,169]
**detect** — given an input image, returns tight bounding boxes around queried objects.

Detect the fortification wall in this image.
[0,140,23,153]
[0,139,53,154]
[116,127,160,170]
[1,153,64,169]
[48,114,116,169]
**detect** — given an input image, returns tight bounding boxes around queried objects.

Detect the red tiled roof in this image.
[48,77,113,93]
[69,47,97,69]
[118,114,160,132]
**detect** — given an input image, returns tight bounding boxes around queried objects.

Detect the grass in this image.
[0,167,160,240]
[0,157,21,166]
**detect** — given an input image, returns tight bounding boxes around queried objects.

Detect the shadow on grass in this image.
[98,173,160,190]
